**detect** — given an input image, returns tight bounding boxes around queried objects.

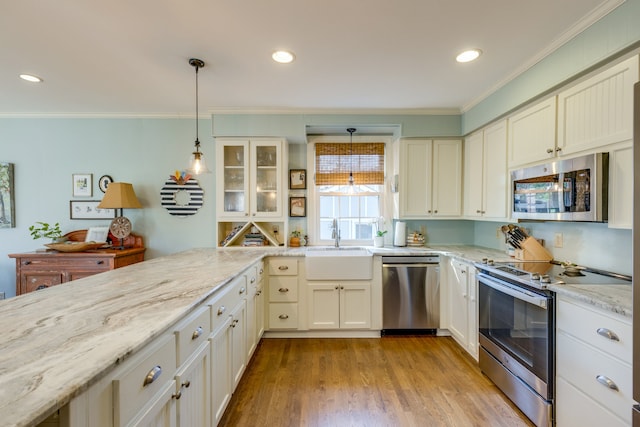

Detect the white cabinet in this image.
[447,259,478,360]
[210,315,232,425]
[398,139,462,218]
[245,262,265,360]
[507,96,557,167]
[266,257,300,330]
[557,55,638,156]
[608,144,633,229]
[307,282,371,329]
[216,138,287,247]
[175,342,210,427]
[556,296,633,426]
[463,120,508,220]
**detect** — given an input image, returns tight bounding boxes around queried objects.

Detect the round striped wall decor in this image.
[160,179,204,217]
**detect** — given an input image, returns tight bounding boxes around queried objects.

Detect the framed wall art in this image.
[72,173,93,197]
[0,162,15,228]
[70,200,116,220]
[289,169,306,189]
[289,196,306,217]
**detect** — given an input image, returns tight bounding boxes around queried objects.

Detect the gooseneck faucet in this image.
[331,218,340,247]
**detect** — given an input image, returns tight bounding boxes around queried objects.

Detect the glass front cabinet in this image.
[216,138,287,247]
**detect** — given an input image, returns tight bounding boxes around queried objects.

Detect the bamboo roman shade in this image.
[315,142,385,185]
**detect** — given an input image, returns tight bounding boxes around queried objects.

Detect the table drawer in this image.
[19,257,114,270]
[113,334,177,427]
[268,276,298,302]
[268,258,298,275]
[557,298,631,363]
[557,331,632,424]
[268,303,298,329]
[174,305,211,366]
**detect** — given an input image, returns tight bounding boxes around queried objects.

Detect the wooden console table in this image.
[9,230,145,295]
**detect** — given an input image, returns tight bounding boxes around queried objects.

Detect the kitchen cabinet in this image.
[447,259,478,360]
[266,257,300,330]
[397,139,462,218]
[608,144,633,229]
[507,96,557,168]
[463,120,508,220]
[307,281,371,329]
[216,138,287,247]
[245,262,265,360]
[557,55,638,157]
[556,296,632,426]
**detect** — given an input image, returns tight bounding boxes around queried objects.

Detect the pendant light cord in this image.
[194,64,200,149]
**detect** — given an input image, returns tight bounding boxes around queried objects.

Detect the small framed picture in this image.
[98,175,113,193]
[72,173,93,197]
[70,200,116,220]
[289,196,306,217]
[85,226,109,242]
[289,169,306,190]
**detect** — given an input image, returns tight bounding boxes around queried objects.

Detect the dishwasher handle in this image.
[383,263,437,268]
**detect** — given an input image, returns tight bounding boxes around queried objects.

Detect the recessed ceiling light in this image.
[19,74,43,83]
[456,49,482,63]
[272,50,295,64]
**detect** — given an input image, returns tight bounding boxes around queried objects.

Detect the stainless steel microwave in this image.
[511,153,609,222]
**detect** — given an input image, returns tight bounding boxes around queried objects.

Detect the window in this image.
[310,141,386,244]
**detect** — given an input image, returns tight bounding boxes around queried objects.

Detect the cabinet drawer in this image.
[22,272,64,293]
[556,377,628,427]
[209,276,247,331]
[557,331,632,424]
[256,261,265,282]
[20,257,114,271]
[245,266,258,288]
[113,334,177,427]
[557,298,631,363]
[268,258,298,275]
[268,276,298,302]
[268,303,298,329]
[174,305,211,366]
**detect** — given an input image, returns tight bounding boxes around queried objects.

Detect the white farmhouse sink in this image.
[305,247,373,280]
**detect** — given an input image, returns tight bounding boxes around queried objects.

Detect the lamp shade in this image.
[97,182,142,209]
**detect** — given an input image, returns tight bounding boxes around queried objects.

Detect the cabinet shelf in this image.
[218,221,284,247]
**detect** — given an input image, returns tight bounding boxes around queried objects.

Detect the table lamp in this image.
[97,182,142,249]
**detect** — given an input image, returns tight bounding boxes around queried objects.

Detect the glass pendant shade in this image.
[188,147,211,175]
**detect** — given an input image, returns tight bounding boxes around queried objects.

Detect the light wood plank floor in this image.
[219,336,534,427]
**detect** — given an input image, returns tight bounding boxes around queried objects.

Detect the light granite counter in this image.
[0,244,630,426]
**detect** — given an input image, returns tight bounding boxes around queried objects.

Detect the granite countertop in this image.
[0,244,631,426]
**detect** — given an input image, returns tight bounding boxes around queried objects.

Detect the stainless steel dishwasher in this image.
[381,255,440,335]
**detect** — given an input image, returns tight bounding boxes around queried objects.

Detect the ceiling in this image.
[1,0,620,116]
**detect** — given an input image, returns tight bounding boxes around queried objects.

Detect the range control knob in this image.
[531,273,541,281]
[540,275,551,284]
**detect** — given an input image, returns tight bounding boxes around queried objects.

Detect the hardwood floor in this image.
[219,336,534,427]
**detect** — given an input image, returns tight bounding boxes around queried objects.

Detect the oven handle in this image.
[478,273,548,309]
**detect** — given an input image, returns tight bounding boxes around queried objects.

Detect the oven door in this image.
[478,273,554,399]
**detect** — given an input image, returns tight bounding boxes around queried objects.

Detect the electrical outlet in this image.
[554,233,563,248]
[0,292,5,300]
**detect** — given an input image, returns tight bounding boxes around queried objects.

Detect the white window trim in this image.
[307,134,394,246]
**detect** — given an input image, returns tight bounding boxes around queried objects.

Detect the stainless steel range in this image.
[475,259,631,427]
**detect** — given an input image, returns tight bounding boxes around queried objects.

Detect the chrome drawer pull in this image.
[191,326,203,340]
[278,314,289,320]
[596,328,620,341]
[217,306,226,316]
[596,375,619,391]
[278,265,289,271]
[143,366,162,387]
[278,288,289,293]
[250,277,256,284]
[239,287,246,295]
[259,268,264,274]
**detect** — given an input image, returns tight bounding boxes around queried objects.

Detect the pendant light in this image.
[347,127,356,193]
[187,58,211,175]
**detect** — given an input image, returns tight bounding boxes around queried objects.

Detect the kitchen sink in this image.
[305,247,373,280]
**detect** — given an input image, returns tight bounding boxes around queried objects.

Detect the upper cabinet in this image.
[557,56,638,157]
[507,96,557,168]
[464,120,508,220]
[216,138,287,247]
[397,139,462,219]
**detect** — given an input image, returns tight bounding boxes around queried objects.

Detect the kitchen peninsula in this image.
[0,246,631,427]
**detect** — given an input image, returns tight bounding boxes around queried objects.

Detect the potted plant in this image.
[289,230,301,247]
[373,217,387,247]
[29,222,63,242]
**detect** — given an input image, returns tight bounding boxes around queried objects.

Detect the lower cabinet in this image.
[266,257,300,330]
[175,342,210,427]
[307,282,371,329]
[210,315,233,425]
[447,258,478,360]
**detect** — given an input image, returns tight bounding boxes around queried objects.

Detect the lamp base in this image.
[109,216,132,250]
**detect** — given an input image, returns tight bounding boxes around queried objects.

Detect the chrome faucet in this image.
[331,218,340,247]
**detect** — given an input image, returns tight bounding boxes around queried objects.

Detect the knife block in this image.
[514,237,553,261]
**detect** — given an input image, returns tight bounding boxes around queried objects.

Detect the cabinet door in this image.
[307,283,340,329]
[448,260,468,346]
[217,140,250,218]
[230,300,246,390]
[467,267,478,360]
[127,381,177,427]
[21,272,64,293]
[210,316,233,425]
[608,144,633,229]
[463,131,483,217]
[340,282,371,329]
[175,343,210,427]
[482,120,508,220]
[250,139,283,218]
[432,140,462,216]
[558,56,638,156]
[508,96,557,167]
[399,139,432,217]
